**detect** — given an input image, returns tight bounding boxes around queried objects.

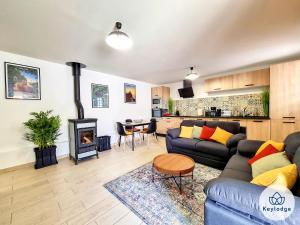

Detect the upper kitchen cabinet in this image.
[204,68,269,92]
[270,60,300,120]
[204,75,232,92]
[151,86,170,102]
[232,68,270,89]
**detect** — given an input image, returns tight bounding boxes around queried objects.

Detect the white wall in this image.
[0,51,153,169]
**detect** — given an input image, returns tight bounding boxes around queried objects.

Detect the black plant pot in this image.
[34,146,58,169]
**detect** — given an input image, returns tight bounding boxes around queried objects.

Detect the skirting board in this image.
[0,154,69,174]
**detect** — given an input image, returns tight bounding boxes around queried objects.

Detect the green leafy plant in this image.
[24,110,61,150]
[168,98,174,114]
[261,88,270,116]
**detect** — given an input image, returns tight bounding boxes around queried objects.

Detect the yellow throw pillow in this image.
[251,164,298,189]
[255,140,284,156]
[179,126,194,139]
[210,127,233,145]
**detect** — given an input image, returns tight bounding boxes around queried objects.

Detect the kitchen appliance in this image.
[152,97,161,105]
[197,108,204,116]
[222,110,232,117]
[178,80,194,98]
[210,107,217,117]
[216,109,222,117]
[152,108,167,118]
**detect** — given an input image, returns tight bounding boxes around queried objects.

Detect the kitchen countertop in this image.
[162,115,270,120]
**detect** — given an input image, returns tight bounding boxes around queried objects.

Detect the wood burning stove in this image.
[67,62,98,165]
[68,118,98,164]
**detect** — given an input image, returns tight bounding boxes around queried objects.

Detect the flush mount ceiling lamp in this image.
[106,22,133,50]
[185,67,199,80]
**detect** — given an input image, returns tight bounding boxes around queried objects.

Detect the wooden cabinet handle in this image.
[245,84,254,87]
[283,121,295,124]
[232,119,241,121]
[253,120,263,123]
[282,116,295,119]
[213,88,221,91]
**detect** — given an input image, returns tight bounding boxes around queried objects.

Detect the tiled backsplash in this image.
[174,93,265,116]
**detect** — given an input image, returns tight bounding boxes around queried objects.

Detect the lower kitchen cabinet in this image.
[227,118,247,127]
[271,119,300,142]
[246,120,270,141]
[156,117,182,135]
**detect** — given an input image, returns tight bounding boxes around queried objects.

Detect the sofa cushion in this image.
[225,154,251,174]
[179,126,193,139]
[180,120,196,127]
[171,138,199,150]
[251,152,291,178]
[251,164,298,189]
[210,127,233,145]
[195,141,229,158]
[284,131,300,157]
[206,121,240,134]
[237,140,264,158]
[200,126,216,141]
[220,168,252,182]
[192,126,203,139]
[248,144,278,165]
[255,140,284,155]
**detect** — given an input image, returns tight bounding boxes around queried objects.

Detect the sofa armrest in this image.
[226,133,246,148]
[205,178,300,224]
[237,140,264,157]
[167,128,180,139]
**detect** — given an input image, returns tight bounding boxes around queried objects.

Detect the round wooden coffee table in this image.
[152,153,195,194]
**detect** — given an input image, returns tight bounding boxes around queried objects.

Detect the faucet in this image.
[242,106,251,117]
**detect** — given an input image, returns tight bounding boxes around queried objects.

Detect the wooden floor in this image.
[0,137,166,225]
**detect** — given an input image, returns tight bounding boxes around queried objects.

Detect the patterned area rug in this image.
[104,163,221,225]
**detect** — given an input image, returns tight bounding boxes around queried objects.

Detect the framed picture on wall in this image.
[91,83,109,108]
[124,83,136,103]
[4,62,41,100]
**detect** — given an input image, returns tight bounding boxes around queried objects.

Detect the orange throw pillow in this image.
[200,126,216,141]
[248,144,278,165]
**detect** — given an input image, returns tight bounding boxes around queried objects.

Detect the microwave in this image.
[152,98,161,105]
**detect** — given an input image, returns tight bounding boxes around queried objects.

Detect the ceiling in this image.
[1,0,300,84]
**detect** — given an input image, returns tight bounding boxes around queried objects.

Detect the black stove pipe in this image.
[66,62,86,120]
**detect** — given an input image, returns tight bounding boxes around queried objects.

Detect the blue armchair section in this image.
[204,132,300,225]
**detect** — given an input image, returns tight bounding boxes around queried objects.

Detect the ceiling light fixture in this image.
[185,67,199,80]
[106,22,133,50]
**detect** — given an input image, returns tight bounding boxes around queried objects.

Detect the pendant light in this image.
[185,67,199,80]
[106,22,133,50]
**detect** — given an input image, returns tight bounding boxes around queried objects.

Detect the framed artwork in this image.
[91,83,109,108]
[5,62,41,100]
[124,83,136,103]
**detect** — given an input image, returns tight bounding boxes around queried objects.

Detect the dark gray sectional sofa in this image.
[204,132,300,225]
[166,120,246,169]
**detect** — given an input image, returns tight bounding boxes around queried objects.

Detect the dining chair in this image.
[116,122,133,150]
[141,119,158,146]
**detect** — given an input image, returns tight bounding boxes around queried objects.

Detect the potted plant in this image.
[261,88,270,117]
[24,110,61,169]
[168,98,174,115]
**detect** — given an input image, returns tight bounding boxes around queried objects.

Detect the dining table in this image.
[120,120,150,151]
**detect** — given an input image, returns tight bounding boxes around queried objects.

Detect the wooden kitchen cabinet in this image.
[271,119,300,142]
[270,60,300,120]
[204,75,232,92]
[205,68,269,92]
[227,118,247,127]
[246,120,270,141]
[156,117,182,135]
[232,69,270,89]
[151,86,170,103]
